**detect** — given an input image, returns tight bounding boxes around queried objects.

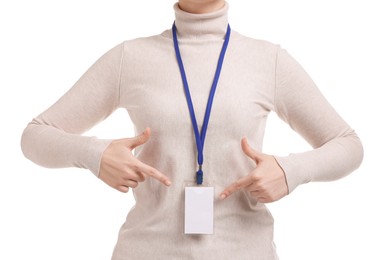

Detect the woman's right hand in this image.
[99,128,171,193]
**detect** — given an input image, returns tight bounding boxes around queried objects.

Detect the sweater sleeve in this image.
[273,47,363,193]
[21,43,124,177]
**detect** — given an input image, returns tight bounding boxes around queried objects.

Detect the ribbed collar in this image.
[173,2,229,40]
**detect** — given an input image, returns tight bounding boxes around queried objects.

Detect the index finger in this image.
[220,175,253,200]
[137,161,171,186]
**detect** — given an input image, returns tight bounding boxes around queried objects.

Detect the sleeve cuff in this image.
[274,155,311,194]
[82,138,114,177]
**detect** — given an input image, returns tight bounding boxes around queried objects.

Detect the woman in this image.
[21,0,363,259]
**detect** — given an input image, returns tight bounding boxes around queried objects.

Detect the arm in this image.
[273,47,363,193]
[21,43,124,176]
[21,43,172,191]
[220,47,363,202]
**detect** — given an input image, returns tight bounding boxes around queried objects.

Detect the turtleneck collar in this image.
[173,2,229,40]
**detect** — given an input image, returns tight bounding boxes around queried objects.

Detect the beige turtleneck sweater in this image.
[21,3,363,259]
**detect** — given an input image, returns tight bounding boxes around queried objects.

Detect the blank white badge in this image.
[184,186,214,235]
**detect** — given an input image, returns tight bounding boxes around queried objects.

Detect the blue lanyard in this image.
[172,22,231,185]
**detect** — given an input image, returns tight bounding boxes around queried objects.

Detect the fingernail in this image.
[165,180,171,186]
[220,194,226,200]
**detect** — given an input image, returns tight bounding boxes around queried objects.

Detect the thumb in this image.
[241,137,261,164]
[128,127,151,149]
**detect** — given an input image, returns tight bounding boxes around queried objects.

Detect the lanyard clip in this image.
[196,165,203,185]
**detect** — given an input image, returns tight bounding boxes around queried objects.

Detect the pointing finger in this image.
[220,174,253,200]
[137,161,171,187]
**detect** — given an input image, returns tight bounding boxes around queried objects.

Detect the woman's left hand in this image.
[220,138,289,203]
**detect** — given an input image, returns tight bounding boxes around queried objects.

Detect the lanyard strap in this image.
[172,22,231,184]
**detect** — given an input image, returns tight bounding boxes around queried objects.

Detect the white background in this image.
[1,0,387,259]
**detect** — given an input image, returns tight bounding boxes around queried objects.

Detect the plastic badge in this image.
[184,186,214,234]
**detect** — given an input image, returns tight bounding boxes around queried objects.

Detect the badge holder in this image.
[184,181,214,235]
[173,22,231,236]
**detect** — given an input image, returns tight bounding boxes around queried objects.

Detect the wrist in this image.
[83,137,114,177]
